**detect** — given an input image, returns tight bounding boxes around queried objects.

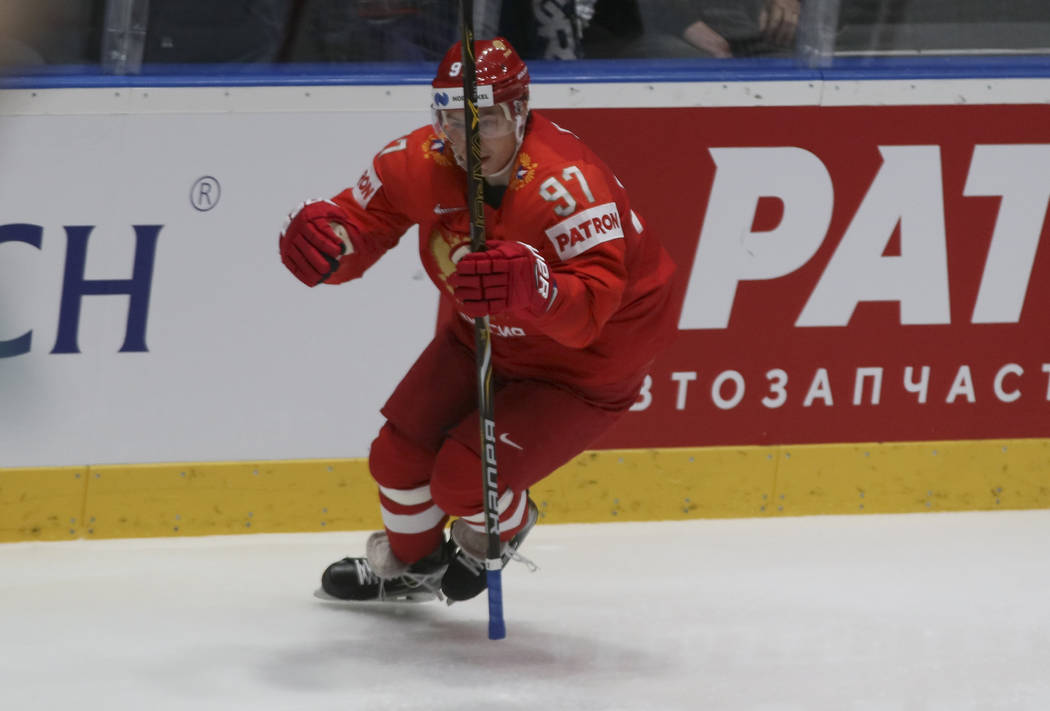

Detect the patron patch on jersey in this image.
[545,202,624,259]
[352,162,382,208]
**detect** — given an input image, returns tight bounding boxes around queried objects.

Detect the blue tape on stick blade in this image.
[487,570,506,640]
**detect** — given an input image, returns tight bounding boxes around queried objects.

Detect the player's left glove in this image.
[450,240,557,319]
[279,199,355,287]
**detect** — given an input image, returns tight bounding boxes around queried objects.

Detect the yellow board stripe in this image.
[0,466,88,541]
[81,459,378,540]
[1,438,1048,542]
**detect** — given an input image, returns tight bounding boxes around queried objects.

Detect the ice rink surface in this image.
[2,510,1048,711]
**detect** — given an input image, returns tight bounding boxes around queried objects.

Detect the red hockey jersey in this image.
[327,112,677,408]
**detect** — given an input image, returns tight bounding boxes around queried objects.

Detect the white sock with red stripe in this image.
[456,488,531,542]
[377,483,448,565]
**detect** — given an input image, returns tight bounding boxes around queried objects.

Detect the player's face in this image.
[437,104,519,176]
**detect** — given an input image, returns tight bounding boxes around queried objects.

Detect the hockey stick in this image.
[459,0,506,641]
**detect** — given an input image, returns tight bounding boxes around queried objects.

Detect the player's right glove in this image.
[449,240,557,319]
[279,199,356,286]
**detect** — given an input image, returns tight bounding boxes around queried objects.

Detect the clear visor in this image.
[432,102,519,141]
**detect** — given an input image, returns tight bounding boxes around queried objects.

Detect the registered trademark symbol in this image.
[190,176,221,211]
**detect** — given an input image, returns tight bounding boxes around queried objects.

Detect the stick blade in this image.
[486,569,506,640]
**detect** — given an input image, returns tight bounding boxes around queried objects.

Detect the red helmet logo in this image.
[432,37,530,105]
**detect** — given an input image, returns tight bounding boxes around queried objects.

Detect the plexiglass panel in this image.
[0,1,1048,78]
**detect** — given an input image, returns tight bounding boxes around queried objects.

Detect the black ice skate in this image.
[317,531,448,603]
[441,497,539,602]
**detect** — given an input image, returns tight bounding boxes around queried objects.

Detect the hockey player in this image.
[279,37,677,603]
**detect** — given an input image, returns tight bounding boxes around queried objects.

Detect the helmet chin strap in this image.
[450,143,519,182]
[488,108,526,181]
[485,147,520,185]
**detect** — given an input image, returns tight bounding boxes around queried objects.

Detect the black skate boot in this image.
[317,532,448,603]
[441,497,539,602]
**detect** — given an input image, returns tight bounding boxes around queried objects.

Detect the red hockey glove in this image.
[449,240,557,318]
[279,199,356,286]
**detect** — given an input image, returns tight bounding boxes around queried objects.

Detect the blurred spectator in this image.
[286,0,458,62]
[579,0,645,58]
[143,0,296,63]
[639,0,802,58]
[0,0,104,67]
[284,0,594,64]
[498,0,596,60]
[582,0,801,58]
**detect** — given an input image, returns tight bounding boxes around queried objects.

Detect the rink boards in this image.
[4,438,1049,541]
[1,63,1048,540]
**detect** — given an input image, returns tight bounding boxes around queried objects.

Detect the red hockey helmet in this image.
[431,37,530,109]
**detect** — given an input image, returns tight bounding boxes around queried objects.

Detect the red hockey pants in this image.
[369,325,632,564]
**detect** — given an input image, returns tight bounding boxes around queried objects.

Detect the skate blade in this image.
[312,587,439,604]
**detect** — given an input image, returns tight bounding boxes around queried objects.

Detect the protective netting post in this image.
[102,0,149,75]
[797,0,840,68]
[474,0,500,39]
